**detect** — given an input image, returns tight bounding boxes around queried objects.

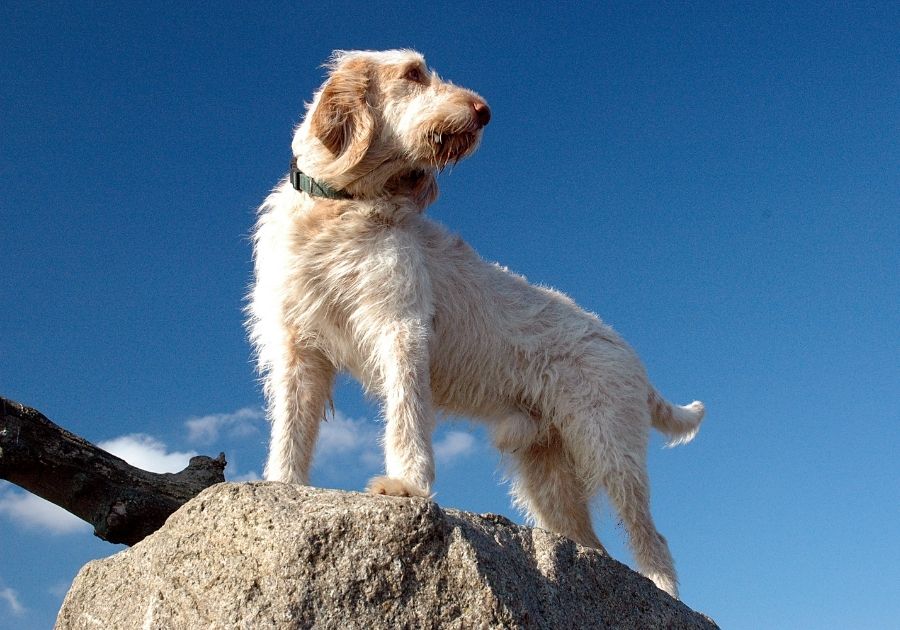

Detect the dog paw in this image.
[366,476,430,498]
[646,571,679,599]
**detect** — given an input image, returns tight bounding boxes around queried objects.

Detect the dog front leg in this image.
[367,318,436,498]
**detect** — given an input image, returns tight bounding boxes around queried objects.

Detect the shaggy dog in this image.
[247,49,705,598]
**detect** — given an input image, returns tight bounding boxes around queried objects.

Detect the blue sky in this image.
[1,2,897,628]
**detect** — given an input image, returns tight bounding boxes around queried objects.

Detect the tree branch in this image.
[0,397,226,546]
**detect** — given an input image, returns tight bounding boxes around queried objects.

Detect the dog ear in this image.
[310,58,375,173]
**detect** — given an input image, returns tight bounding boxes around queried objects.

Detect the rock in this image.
[56,483,718,629]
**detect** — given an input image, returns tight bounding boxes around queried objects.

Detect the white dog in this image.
[247,49,705,598]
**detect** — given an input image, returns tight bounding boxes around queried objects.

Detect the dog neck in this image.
[289,158,353,200]
[291,158,437,211]
[382,169,438,210]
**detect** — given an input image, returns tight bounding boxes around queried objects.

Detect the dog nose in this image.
[473,101,491,128]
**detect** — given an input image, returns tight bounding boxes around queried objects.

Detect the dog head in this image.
[292,50,490,204]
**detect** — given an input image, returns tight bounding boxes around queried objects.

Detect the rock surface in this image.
[57,483,717,629]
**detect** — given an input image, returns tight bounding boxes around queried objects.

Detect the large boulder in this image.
[56,483,717,629]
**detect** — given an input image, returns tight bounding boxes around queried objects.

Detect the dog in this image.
[247,49,705,598]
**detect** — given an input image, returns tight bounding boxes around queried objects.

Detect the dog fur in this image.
[247,49,705,598]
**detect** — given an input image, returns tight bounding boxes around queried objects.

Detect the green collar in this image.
[290,158,353,200]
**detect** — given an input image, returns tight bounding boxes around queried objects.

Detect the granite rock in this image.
[56,482,717,629]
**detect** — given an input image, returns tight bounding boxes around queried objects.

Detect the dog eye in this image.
[404,67,424,83]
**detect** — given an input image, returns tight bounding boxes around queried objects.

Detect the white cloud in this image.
[316,410,381,457]
[314,415,477,473]
[0,586,26,617]
[185,407,265,445]
[314,410,383,474]
[229,470,261,482]
[0,485,88,535]
[98,434,197,474]
[359,449,384,469]
[434,430,476,465]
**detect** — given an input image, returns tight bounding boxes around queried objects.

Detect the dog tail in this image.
[648,388,705,447]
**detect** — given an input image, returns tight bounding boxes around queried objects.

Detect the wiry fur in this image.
[247,49,705,598]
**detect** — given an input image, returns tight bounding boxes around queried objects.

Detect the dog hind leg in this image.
[510,427,607,553]
[563,400,681,598]
[604,464,679,598]
[263,339,335,484]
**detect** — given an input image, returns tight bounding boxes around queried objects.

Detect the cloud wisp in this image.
[312,413,479,482]
[315,410,383,470]
[185,408,265,446]
[0,483,88,535]
[98,434,197,474]
[434,430,477,465]
[0,585,26,617]
[229,470,261,482]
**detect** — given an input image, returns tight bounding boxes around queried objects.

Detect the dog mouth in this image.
[426,129,480,168]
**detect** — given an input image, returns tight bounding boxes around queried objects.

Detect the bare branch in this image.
[0,397,226,546]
